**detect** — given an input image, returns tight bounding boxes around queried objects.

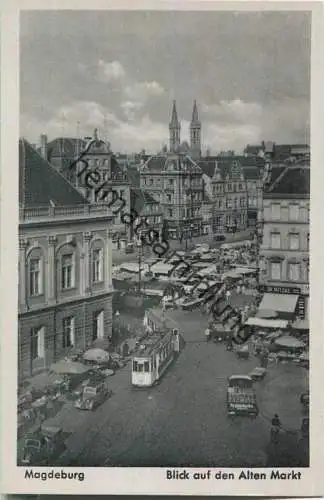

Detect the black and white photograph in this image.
[16,8,311,469]
[2,0,324,495]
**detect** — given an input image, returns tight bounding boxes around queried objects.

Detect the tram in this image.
[132,310,181,387]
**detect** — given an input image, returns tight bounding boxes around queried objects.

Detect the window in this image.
[30,326,45,360]
[61,254,74,289]
[271,203,281,220]
[226,198,232,209]
[93,310,104,340]
[168,179,174,186]
[289,204,299,221]
[120,190,124,199]
[238,183,243,190]
[62,317,75,348]
[133,361,138,372]
[227,183,232,191]
[92,249,103,282]
[307,233,310,250]
[29,258,41,296]
[143,177,146,185]
[233,198,237,209]
[240,197,245,207]
[150,178,154,185]
[288,262,300,281]
[289,233,300,250]
[270,233,281,249]
[167,194,172,203]
[144,361,150,372]
[270,262,281,280]
[168,209,173,218]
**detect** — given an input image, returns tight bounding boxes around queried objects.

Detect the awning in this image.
[275,335,305,349]
[258,293,298,314]
[233,267,258,275]
[292,319,309,330]
[245,317,288,329]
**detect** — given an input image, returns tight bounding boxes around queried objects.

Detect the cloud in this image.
[97,59,126,82]
[124,81,165,102]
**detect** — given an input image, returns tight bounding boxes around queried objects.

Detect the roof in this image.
[19,139,88,208]
[265,165,310,198]
[199,156,264,181]
[47,137,85,160]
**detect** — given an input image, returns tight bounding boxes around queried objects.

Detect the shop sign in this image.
[259,285,300,295]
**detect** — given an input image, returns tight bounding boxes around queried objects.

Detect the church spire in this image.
[170,100,179,126]
[191,99,199,123]
[169,100,181,152]
[190,100,201,160]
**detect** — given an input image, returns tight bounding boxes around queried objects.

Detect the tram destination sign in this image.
[259,285,301,295]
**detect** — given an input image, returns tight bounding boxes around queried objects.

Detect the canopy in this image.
[83,348,110,363]
[257,309,278,319]
[245,317,288,329]
[258,293,298,314]
[222,271,242,280]
[275,335,305,349]
[119,262,144,273]
[50,360,90,375]
[292,319,309,330]
[233,267,257,275]
[150,263,173,275]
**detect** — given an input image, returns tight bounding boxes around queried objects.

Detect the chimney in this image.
[40,134,48,159]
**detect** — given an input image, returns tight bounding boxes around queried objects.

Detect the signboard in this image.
[259,285,300,295]
[299,284,310,295]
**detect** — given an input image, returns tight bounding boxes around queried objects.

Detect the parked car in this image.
[74,381,109,411]
[21,426,65,466]
[249,366,267,381]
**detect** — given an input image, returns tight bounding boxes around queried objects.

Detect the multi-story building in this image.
[258,163,310,324]
[139,101,204,240]
[19,139,114,379]
[200,155,264,230]
[39,130,131,245]
[244,141,310,163]
[199,159,251,235]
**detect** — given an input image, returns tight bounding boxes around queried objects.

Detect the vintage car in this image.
[74,381,109,410]
[249,366,267,381]
[227,375,258,417]
[21,426,65,466]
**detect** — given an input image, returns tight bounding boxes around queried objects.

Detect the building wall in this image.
[18,215,114,379]
[210,178,249,233]
[259,196,310,318]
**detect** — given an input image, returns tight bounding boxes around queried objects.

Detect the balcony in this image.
[19,204,114,225]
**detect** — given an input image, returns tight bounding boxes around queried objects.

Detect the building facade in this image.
[259,164,310,322]
[19,139,114,380]
[40,130,131,244]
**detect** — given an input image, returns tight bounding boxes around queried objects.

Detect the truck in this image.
[227,375,258,417]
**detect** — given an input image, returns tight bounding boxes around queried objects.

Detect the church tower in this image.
[190,100,201,160]
[169,100,181,152]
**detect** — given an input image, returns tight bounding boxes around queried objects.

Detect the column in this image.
[19,238,29,311]
[47,236,57,304]
[105,228,113,292]
[83,232,92,294]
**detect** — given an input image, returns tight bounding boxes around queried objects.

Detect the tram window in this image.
[138,363,144,372]
[144,361,150,372]
[133,361,138,372]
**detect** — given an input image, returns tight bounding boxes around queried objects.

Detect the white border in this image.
[1,0,324,495]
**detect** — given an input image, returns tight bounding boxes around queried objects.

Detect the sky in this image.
[20,10,311,154]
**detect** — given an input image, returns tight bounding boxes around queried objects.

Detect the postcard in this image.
[1,0,323,495]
